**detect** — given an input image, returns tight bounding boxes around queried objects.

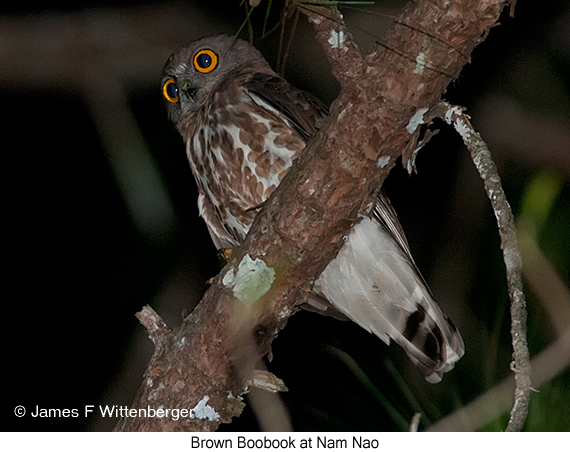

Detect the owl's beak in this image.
[180,80,198,101]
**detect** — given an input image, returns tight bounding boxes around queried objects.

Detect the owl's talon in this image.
[218,248,233,266]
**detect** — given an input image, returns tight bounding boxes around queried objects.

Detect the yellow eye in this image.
[163,79,179,103]
[193,49,218,74]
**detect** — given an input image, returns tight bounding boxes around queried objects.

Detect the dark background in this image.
[3,0,569,432]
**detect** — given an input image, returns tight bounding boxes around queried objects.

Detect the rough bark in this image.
[119,0,511,432]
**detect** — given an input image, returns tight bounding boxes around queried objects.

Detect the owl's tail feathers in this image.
[392,301,465,383]
[314,217,464,383]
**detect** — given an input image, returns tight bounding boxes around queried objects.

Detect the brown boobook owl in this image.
[161,34,464,382]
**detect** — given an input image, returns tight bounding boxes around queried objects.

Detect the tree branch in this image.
[119,0,511,431]
[441,103,531,431]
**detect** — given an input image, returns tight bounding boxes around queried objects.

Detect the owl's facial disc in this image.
[162,35,274,126]
[163,50,220,107]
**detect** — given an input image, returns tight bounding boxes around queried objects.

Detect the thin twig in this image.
[374,40,455,79]
[261,0,274,38]
[280,7,300,74]
[409,413,422,432]
[135,305,171,346]
[244,1,254,44]
[441,102,531,432]
[428,328,569,431]
[277,0,288,75]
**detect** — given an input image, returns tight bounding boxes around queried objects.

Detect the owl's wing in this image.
[373,191,434,294]
[244,73,328,140]
[314,213,465,383]
[305,193,434,324]
[197,193,240,249]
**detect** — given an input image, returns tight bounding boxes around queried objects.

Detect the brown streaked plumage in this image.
[162,34,464,382]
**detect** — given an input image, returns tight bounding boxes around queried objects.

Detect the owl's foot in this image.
[218,248,233,266]
[205,248,234,286]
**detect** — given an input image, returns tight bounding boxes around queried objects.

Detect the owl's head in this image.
[161,34,273,128]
